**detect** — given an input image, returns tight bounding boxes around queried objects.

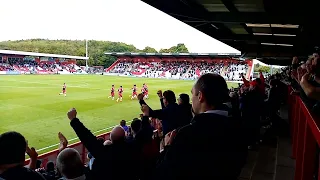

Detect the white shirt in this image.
[204,110,228,117]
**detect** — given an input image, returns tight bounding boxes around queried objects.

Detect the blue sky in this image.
[0,0,240,53]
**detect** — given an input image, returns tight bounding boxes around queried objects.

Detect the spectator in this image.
[120,120,129,134]
[267,79,281,116]
[128,114,154,147]
[241,80,264,148]
[131,118,142,137]
[67,108,139,180]
[146,73,247,180]
[110,126,126,143]
[0,131,45,180]
[139,90,182,136]
[177,93,193,127]
[230,90,241,119]
[300,57,320,101]
[56,148,90,180]
[36,160,42,169]
[41,161,57,180]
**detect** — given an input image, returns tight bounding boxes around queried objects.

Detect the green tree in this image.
[159,48,171,53]
[142,46,158,53]
[172,43,189,53]
[254,65,270,73]
[0,40,190,67]
[159,43,189,53]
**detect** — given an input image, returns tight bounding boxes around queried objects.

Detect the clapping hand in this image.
[164,130,177,146]
[300,73,311,85]
[26,145,38,160]
[58,132,68,152]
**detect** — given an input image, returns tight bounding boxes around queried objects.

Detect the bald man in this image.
[56,148,86,180]
[110,126,126,143]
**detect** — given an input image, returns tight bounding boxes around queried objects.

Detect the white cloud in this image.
[0,0,240,53]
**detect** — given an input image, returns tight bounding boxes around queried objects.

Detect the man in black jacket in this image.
[138,90,181,136]
[67,108,139,180]
[145,73,247,180]
[177,93,193,127]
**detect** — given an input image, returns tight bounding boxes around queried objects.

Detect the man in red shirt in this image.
[59,83,67,97]
[116,86,123,102]
[108,85,115,100]
[143,83,149,99]
[131,85,137,100]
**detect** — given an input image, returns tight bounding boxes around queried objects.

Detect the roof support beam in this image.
[219,34,297,44]
[220,0,253,35]
[202,12,305,25]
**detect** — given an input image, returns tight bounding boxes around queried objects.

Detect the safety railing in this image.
[288,85,320,180]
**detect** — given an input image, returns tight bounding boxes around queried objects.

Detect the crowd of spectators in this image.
[0,59,78,73]
[289,53,320,113]
[108,60,250,80]
[1,61,295,180]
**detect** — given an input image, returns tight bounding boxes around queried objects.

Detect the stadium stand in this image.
[106,54,252,81]
[0,59,83,74]
[1,52,253,80]
[0,50,88,75]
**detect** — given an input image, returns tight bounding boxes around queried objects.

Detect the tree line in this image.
[0,39,189,67]
[254,63,282,74]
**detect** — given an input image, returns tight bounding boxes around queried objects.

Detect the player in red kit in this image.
[116,86,123,102]
[59,83,67,97]
[108,85,115,100]
[143,83,149,99]
[141,86,145,97]
[131,85,137,100]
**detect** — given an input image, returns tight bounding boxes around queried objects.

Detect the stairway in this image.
[238,105,295,180]
[185,65,192,74]
[238,138,277,180]
[105,59,120,72]
[181,65,193,78]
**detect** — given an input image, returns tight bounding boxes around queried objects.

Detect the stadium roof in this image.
[0,49,88,60]
[141,0,320,65]
[105,52,241,58]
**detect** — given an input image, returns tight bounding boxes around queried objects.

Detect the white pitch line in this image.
[36,120,133,153]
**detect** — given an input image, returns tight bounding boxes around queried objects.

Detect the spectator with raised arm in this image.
[67,108,138,180]
[138,90,182,136]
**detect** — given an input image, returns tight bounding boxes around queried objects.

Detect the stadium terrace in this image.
[105,52,253,81]
[0,49,88,75]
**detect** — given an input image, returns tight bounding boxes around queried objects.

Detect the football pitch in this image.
[0,75,237,154]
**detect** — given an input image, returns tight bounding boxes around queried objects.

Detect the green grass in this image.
[0,75,237,154]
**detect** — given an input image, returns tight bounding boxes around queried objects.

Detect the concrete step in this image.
[238,137,278,180]
[274,137,295,180]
